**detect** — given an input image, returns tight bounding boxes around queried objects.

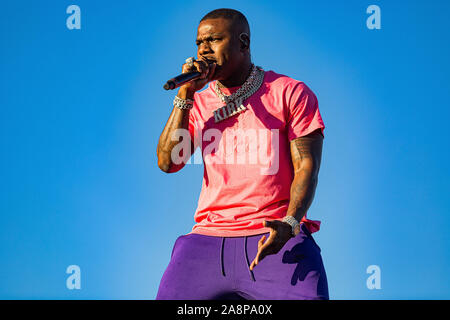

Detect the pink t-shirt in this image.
[187,70,325,237]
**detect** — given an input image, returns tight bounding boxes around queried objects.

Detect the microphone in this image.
[163,71,201,90]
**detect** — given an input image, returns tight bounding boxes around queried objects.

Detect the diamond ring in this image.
[185,57,195,67]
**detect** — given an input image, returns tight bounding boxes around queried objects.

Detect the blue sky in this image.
[1,0,449,299]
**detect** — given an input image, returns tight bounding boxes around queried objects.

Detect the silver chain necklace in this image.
[212,64,265,123]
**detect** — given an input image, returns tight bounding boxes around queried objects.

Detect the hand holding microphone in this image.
[164,57,217,94]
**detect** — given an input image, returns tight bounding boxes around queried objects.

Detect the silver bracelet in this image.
[282,216,300,236]
[173,95,194,110]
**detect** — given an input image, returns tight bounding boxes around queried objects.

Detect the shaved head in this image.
[200,8,250,40]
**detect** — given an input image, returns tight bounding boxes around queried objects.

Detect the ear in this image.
[239,32,250,50]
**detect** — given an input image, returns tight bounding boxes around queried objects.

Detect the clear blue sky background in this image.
[1,0,449,299]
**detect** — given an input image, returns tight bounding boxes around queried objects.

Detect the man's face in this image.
[196,18,244,80]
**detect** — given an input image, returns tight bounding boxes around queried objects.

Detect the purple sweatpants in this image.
[156,224,329,300]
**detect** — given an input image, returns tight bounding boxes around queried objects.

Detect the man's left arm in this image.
[249,128,323,270]
[285,128,323,232]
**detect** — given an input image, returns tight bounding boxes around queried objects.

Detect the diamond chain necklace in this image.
[212,64,265,123]
[214,64,264,104]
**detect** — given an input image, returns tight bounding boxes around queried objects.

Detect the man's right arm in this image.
[157,87,195,173]
[157,59,216,173]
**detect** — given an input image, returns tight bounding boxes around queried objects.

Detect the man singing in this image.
[156,8,328,300]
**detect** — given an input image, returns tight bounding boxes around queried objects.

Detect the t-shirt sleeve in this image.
[286,82,325,141]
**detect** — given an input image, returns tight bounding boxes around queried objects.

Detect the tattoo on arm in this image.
[293,138,313,160]
[290,129,323,167]
[287,129,324,221]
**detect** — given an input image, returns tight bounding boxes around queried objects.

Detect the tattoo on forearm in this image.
[288,130,323,220]
[292,168,310,196]
[288,170,317,221]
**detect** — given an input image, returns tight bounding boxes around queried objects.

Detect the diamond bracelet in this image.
[282,216,300,236]
[173,96,194,110]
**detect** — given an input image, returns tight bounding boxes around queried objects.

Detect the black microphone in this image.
[163,71,201,90]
